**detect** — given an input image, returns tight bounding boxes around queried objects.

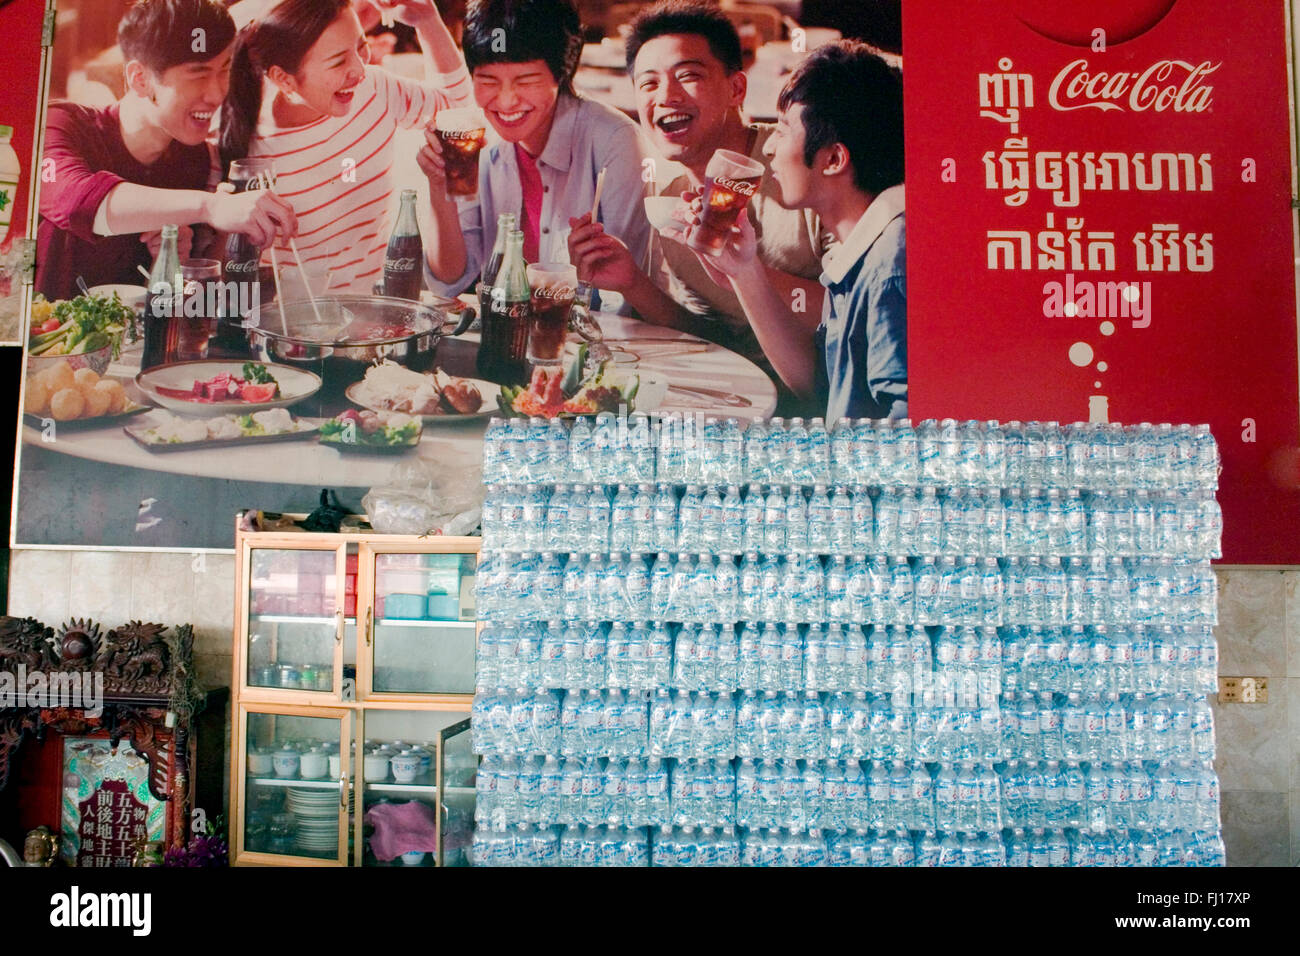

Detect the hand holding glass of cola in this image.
[434,107,488,200]
[688,148,764,256]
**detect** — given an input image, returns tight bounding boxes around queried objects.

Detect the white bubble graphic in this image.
[1097,361,1108,372]
[1094,381,1102,388]
[1123,285,1141,303]
[1068,342,1094,367]
[1099,321,1115,336]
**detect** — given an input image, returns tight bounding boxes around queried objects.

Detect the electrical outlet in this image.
[1218,677,1269,703]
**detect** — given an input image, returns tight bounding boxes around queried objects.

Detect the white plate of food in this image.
[345,362,493,422]
[124,409,320,451]
[135,361,322,417]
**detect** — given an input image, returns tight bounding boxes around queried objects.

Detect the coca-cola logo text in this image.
[385,257,418,271]
[224,259,260,273]
[712,177,758,196]
[1048,58,1219,113]
[440,128,484,140]
[533,285,575,300]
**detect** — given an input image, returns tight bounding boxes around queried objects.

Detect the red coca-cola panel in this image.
[904,0,1300,563]
[0,0,44,251]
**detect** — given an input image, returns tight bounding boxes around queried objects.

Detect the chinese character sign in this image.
[905,0,1300,563]
[61,738,166,866]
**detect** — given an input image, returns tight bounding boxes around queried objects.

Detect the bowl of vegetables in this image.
[27,292,131,378]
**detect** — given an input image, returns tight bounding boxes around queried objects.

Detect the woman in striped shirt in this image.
[218,0,473,293]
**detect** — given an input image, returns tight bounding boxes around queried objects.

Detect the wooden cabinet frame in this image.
[230,518,479,866]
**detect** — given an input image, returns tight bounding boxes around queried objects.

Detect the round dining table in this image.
[18,310,777,499]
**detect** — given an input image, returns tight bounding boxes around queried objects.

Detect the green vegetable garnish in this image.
[31,293,130,359]
[242,363,277,385]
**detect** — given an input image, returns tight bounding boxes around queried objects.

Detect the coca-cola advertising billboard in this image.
[4,0,1298,556]
[905,0,1300,563]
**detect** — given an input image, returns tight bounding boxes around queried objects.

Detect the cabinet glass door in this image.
[244,546,346,695]
[239,708,350,865]
[355,709,471,867]
[439,719,476,867]
[365,551,478,696]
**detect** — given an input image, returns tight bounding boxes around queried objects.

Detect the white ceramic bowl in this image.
[299,749,328,779]
[26,347,114,380]
[644,196,683,232]
[390,752,421,784]
[363,752,391,782]
[272,750,300,778]
[248,750,273,775]
[87,284,149,313]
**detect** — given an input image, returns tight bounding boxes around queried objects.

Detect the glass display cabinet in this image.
[230,518,478,867]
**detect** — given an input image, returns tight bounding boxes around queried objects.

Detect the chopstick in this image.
[261,169,325,328]
[255,173,291,335]
[590,167,607,222]
[265,239,289,336]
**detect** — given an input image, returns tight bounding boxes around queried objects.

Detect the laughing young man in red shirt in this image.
[37,0,296,300]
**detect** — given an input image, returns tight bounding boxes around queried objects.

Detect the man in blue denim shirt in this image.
[661,40,907,423]
[816,183,906,421]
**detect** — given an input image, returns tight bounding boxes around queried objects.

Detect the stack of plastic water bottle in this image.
[472,414,1225,866]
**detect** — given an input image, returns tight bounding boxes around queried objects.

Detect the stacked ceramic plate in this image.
[287,786,350,854]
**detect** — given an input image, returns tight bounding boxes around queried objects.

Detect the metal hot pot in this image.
[243,294,474,393]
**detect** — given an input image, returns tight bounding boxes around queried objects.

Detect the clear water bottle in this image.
[787,417,811,485]
[744,419,769,483]
[627,413,655,483]
[785,486,809,553]
[831,419,855,484]
[914,486,941,555]
[766,418,790,485]
[851,486,875,554]
[894,419,919,485]
[917,419,941,484]
[651,484,678,553]
[806,484,833,553]
[609,484,636,552]
[677,484,703,552]
[808,417,831,484]
[699,485,724,553]
[763,485,788,553]
[717,485,744,554]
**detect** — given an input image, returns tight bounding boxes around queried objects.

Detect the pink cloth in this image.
[364,800,439,861]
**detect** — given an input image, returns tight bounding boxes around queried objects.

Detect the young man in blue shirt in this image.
[666,40,907,423]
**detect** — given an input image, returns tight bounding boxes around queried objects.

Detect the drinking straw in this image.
[590,167,607,222]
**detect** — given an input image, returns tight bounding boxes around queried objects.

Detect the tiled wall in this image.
[7,549,236,692]
[1211,569,1299,867]
[6,550,1299,866]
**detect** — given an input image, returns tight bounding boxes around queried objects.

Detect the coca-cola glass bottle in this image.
[477,229,530,384]
[384,189,423,300]
[142,225,182,371]
[478,212,516,327]
[218,157,274,353]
